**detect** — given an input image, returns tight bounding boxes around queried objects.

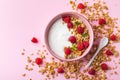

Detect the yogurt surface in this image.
[48,18,71,58]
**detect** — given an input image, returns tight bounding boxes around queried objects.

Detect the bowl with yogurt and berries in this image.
[45,12,94,61]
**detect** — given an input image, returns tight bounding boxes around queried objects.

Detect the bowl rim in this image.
[44,12,94,61]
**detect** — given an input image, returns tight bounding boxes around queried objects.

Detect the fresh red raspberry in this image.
[67,22,73,29]
[88,68,96,75]
[35,58,43,65]
[83,41,89,48]
[77,3,85,9]
[64,47,71,55]
[76,26,84,34]
[68,36,76,43]
[101,63,108,70]
[105,50,113,56]
[57,67,64,73]
[110,34,117,41]
[77,43,84,51]
[62,16,71,23]
[31,37,38,43]
[98,18,106,25]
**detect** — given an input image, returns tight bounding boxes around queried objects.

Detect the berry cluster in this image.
[62,16,89,58]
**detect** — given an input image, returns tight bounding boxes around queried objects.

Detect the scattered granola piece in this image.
[22,73,26,77]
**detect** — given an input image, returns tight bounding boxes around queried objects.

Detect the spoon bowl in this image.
[99,37,109,49]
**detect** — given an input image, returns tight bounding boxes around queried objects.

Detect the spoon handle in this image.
[85,48,101,69]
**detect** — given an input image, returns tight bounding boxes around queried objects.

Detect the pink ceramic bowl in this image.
[44,12,94,61]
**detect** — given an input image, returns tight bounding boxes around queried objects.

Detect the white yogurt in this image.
[48,18,71,58]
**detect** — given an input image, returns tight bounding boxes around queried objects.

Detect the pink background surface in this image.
[0,0,120,80]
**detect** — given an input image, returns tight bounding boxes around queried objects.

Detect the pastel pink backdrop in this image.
[0,0,120,80]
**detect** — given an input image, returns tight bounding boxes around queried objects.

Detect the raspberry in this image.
[83,41,89,48]
[68,36,76,43]
[110,34,117,41]
[76,26,84,34]
[35,58,43,65]
[64,47,71,55]
[98,18,106,25]
[101,63,108,70]
[77,43,84,51]
[57,67,64,73]
[67,22,73,29]
[105,50,113,56]
[88,68,96,75]
[77,3,85,9]
[31,37,38,43]
[62,16,71,23]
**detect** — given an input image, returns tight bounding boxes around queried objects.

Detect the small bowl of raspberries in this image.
[45,12,94,61]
